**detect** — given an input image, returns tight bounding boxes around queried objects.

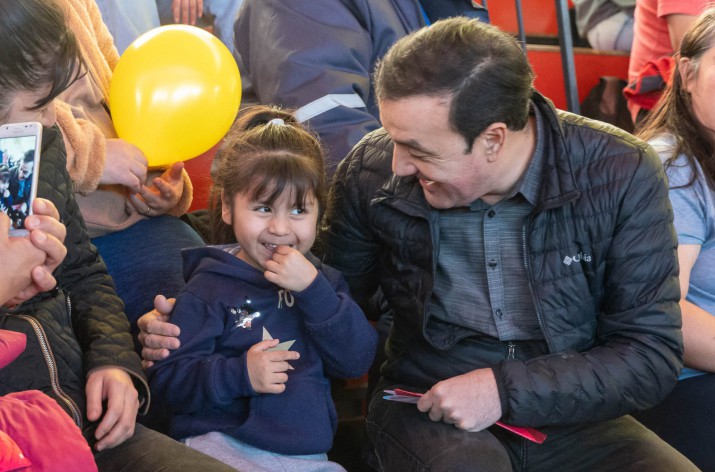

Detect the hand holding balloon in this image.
[110,25,241,168]
[129,162,185,216]
[102,138,149,193]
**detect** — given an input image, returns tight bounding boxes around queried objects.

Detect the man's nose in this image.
[391,147,416,177]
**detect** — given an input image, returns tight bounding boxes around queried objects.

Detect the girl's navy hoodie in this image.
[148,245,378,455]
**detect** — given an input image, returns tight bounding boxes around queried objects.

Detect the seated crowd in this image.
[2,1,715,471]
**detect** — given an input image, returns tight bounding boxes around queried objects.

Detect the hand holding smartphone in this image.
[0,122,42,237]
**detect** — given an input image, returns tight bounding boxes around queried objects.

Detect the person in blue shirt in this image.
[633,8,715,470]
[147,105,377,471]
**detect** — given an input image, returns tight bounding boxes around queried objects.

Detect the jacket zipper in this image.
[507,342,516,359]
[14,314,83,428]
[522,217,554,352]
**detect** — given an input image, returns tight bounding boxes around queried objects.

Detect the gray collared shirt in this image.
[428,105,547,341]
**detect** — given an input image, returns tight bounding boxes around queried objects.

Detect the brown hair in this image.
[209,105,327,244]
[374,17,534,152]
[0,0,83,116]
[637,8,715,189]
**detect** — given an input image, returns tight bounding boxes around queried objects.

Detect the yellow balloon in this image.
[110,25,241,168]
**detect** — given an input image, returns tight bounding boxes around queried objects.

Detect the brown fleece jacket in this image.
[55,0,193,237]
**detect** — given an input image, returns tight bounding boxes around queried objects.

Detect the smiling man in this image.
[323,17,696,471]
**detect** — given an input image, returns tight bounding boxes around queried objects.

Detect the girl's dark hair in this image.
[637,8,715,190]
[209,105,327,245]
[0,0,83,114]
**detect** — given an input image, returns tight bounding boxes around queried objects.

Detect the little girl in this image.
[148,106,378,471]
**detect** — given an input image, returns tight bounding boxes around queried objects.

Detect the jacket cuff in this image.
[491,364,509,419]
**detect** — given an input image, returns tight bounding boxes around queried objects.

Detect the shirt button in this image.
[489,259,497,268]
[487,209,496,218]
[496,308,503,317]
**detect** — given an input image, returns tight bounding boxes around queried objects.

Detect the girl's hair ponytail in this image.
[208,105,326,245]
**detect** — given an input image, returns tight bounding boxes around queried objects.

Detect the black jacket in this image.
[323,92,683,427]
[0,127,148,441]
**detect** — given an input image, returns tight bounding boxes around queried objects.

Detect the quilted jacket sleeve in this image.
[322,131,393,309]
[38,127,149,408]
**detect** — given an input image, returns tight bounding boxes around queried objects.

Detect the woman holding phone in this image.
[3,0,205,331]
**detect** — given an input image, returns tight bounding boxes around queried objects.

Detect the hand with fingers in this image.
[263,246,318,292]
[102,139,148,193]
[246,339,300,394]
[172,0,204,25]
[85,367,140,451]
[3,198,67,307]
[417,368,503,432]
[129,161,184,217]
[137,295,181,369]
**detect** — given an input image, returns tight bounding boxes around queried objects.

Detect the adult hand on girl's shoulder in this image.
[264,246,318,292]
[129,161,184,217]
[247,338,300,394]
[102,138,148,193]
[138,295,181,369]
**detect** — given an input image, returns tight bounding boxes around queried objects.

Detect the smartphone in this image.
[0,122,42,236]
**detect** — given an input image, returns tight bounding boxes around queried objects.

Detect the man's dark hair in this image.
[23,149,35,164]
[0,165,10,183]
[374,17,534,152]
[0,0,83,113]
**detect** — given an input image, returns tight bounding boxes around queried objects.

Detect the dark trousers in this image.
[94,424,236,472]
[633,373,715,472]
[366,383,698,472]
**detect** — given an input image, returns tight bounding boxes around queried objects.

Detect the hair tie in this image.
[268,118,285,126]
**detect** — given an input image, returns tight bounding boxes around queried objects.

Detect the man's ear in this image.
[482,122,507,162]
[221,191,232,225]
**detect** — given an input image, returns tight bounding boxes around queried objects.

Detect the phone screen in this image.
[0,127,41,233]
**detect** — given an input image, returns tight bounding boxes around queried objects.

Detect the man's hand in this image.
[102,139,148,193]
[172,0,203,25]
[85,367,140,451]
[246,339,300,394]
[138,295,180,369]
[129,162,184,217]
[3,198,67,306]
[263,246,318,292]
[417,368,502,432]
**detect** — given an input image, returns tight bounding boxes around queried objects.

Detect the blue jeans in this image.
[92,216,204,343]
[94,424,235,472]
[366,379,698,471]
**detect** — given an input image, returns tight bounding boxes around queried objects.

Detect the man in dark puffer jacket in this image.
[322,18,697,471]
